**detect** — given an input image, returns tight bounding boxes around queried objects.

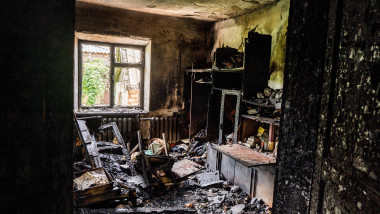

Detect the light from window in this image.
[114,67,141,106]
[81,44,111,107]
[79,41,144,108]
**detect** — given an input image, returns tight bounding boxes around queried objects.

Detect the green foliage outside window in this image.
[82,58,109,106]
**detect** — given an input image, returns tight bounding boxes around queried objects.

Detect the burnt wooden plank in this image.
[75,188,121,207]
[74,116,102,168]
[77,120,88,131]
[81,131,92,144]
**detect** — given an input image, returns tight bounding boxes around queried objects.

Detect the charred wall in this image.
[273,1,330,212]
[274,0,379,213]
[0,0,74,213]
[311,0,380,213]
[76,2,212,114]
[210,0,289,90]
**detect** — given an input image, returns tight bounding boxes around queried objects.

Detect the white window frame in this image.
[74,32,151,111]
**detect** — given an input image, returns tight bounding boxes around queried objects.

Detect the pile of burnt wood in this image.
[73,115,175,208]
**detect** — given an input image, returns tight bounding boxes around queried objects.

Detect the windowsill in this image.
[75,107,147,116]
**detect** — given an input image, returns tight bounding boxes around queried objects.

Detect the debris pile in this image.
[185,179,270,213]
[73,116,270,213]
[77,169,271,214]
[74,168,109,191]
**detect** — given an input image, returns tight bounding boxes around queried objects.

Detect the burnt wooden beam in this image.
[74,116,102,168]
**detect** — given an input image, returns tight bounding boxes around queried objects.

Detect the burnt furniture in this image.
[216,89,242,144]
[207,33,277,208]
[207,143,276,207]
[74,116,103,168]
[184,67,212,137]
[212,47,244,90]
[210,48,244,143]
[242,32,272,101]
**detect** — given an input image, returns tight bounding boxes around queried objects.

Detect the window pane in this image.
[115,47,142,64]
[114,67,141,106]
[81,44,111,107]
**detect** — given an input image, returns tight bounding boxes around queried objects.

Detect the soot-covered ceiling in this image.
[77,0,278,21]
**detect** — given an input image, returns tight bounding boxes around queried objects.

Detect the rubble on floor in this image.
[172,159,204,178]
[76,169,270,214]
[189,170,223,188]
[74,168,109,191]
[73,121,270,213]
[142,170,270,213]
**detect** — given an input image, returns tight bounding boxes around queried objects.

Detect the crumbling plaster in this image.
[210,0,289,89]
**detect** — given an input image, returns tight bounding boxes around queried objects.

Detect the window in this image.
[79,40,145,108]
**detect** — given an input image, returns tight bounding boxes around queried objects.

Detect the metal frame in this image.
[98,122,136,174]
[216,88,241,144]
[78,40,145,109]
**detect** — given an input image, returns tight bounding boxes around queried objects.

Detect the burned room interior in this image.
[1,0,379,214]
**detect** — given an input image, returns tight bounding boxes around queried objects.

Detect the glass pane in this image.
[115,47,142,64]
[114,67,141,106]
[81,44,111,107]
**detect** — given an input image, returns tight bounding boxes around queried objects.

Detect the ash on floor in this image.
[76,169,270,214]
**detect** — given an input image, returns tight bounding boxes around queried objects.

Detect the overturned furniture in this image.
[74,115,137,207]
[98,121,136,175]
[74,116,103,168]
[136,132,176,187]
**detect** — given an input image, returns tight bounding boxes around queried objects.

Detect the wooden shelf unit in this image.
[241,114,280,126]
[242,99,275,108]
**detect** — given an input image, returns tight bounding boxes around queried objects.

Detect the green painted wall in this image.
[210,0,289,89]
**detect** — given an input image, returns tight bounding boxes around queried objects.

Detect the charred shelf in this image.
[214,67,244,73]
[195,80,212,84]
[242,99,275,108]
[242,114,280,126]
[185,68,212,73]
[213,87,242,92]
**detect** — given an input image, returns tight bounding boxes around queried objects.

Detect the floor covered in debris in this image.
[73,116,270,214]
[75,168,270,214]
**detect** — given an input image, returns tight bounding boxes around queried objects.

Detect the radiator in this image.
[148,116,182,145]
[99,117,137,143]
[98,115,182,145]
